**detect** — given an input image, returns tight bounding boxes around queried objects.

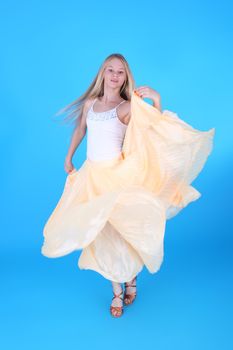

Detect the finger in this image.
[135,87,148,96]
[134,88,144,96]
[135,86,148,93]
[141,93,150,99]
[135,86,147,90]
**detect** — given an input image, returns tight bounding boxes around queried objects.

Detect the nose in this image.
[112,71,119,77]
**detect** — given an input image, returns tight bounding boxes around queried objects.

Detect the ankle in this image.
[111,282,123,307]
[125,276,137,287]
[111,290,123,307]
[112,282,122,293]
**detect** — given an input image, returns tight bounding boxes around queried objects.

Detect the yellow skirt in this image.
[41,91,215,282]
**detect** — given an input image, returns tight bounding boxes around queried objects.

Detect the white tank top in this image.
[86,97,128,161]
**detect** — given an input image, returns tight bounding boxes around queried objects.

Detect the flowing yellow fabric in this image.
[41,91,215,282]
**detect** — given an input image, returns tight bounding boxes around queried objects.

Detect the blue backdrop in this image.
[1,0,232,349]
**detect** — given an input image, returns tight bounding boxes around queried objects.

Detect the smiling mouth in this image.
[111,80,118,82]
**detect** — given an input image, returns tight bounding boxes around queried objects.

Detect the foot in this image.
[124,276,137,305]
[110,290,124,317]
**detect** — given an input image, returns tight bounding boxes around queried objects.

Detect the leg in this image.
[124,275,137,305]
[110,281,124,317]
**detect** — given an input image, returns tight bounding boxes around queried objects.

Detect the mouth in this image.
[111,79,118,83]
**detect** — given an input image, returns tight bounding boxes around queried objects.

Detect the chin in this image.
[109,82,121,88]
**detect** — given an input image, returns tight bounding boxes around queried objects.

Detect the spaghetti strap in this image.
[88,98,97,113]
[115,100,126,109]
[90,98,126,114]
[91,97,97,107]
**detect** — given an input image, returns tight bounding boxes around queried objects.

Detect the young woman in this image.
[41,53,215,318]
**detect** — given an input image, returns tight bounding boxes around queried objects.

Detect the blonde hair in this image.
[55,53,135,126]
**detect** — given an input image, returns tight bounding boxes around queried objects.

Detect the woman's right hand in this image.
[64,157,75,174]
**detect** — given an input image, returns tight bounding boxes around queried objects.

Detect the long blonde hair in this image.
[55,53,135,126]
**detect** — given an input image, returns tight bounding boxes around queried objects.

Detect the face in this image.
[103,58,126,90]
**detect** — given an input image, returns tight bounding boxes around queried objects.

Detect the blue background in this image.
[1,0,232,349]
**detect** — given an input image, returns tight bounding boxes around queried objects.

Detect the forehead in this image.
[106,59,125,70]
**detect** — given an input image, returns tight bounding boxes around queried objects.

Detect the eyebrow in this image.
[107,65,125,70]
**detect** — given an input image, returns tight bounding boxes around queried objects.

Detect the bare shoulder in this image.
[75,97,95,131]
[118,99,131,114]
[121,99,131,108]
[117,99,131,125]
[83,97,95,113]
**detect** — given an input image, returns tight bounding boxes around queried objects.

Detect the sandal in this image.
[110,290,124,317]
[124,276,137,305]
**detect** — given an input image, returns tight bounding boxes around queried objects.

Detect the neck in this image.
[101,87,121,104]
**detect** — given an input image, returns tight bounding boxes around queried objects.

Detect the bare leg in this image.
[124,275,137,305]
[110,282,123,317]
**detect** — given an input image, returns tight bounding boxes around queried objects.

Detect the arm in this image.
[66,122,86,161]
[152,92,162,112]
[64,100,90,173]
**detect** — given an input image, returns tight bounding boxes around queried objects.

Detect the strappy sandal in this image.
[124,276,137,305]
[110,290,124,317]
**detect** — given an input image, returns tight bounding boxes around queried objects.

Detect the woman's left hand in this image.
[134,86,160,101]
[134,86,161,110]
